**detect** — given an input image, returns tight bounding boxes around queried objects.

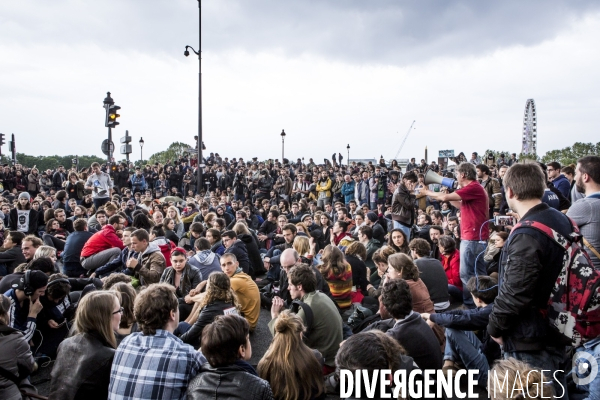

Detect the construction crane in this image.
[393,120,416,160]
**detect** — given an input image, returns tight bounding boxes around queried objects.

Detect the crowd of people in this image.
[0,150,599,399]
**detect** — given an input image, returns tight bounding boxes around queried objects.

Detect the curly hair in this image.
[345,241,367,261]
[198,272,241,313]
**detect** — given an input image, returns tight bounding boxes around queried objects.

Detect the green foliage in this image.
[540,142,600,166]
[0,153,105,171]
[148,142,194,165]
[518,152,540,162]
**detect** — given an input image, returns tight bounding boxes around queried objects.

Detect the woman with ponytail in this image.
[258,310,325,400]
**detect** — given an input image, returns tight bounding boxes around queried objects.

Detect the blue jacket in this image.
[341,181,355,204]
[357,180,370,205]
[62,231,94,276]
[551,174,570,199]
[188,250,221,281]
[95,247,138,278]
[130,174,147,191]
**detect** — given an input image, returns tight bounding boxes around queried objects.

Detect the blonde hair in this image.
[167,206,182,223]
[293,236,310,256]
[33,245,57,260]
[258,310,324,400]
[75,291,119,349]
[294,222,312,238]
[489,358,554,400]
[232,222,250,236]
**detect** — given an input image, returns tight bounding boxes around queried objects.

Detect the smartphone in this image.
[495,215,516,226]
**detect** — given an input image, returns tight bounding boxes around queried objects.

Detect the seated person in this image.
[382,278,442,371]
[179,272,242,349]
[125,229,167,286]
[4,270,48,343]
[0,257,56,294]
[92,227,137,279]
[489,358,553,400]
[0,294,36,399]
[258,310,324,400]
[42,218,69,252]
[187,238,221,283]
[438,235,462,302]
[80,215,124,272]
[36,273,74,358]
[421,276,500,387]
[62,218,94,278]
[159,248,202,321]
[111,282,139,344]
[187,314,273,399]
[222,231,251,276]
[334,330,415,396]
[0,231,26,276]
[409,238,450,311]
[48,291,120,400]
[108,283,206,399]
[219,253,260,331]
[269,264,343,374]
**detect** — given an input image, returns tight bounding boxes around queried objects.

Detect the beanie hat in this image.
[18,192,31,201]
[366,212,378,223]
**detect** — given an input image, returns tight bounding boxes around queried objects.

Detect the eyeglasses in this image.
[113,307,124,315]
[547,169,555,172]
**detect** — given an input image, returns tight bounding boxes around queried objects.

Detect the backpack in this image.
[291,299,314,340]
[511,218,600,347]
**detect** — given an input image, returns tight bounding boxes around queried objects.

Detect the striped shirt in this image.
[108,329,206,400]
[4,288,37,342]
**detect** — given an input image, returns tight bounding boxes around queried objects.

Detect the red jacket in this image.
[441,249,462,289]
[80,225,124,258]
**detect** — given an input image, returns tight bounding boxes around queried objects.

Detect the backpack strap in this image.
[291,299,314,340]
[511,217,580,251]
[583,237,600,260]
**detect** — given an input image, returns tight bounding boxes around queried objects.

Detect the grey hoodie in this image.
[188,250,221,281]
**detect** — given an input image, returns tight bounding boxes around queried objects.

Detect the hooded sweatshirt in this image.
[188,250,221,281]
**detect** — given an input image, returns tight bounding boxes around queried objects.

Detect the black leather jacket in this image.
[187,362,273,400]
[180,300,236,348]
[487,203,573,352]
[48,332,115,400]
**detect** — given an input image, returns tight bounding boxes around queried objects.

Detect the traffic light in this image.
[0,133,5,147]
[107,105,121,128]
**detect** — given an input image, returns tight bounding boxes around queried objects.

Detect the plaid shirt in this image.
[108,329,206,400]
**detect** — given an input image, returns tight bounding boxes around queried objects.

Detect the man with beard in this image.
[567,156,600,269]
[429,225,444,261]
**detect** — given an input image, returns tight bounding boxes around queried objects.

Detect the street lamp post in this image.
[184,0,203,192]
[139,137,144,164]
[346,144,350,167]
[280,129,286,162]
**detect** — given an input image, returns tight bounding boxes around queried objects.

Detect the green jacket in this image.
[269,291,343,366]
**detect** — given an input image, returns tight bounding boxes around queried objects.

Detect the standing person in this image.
[477,164,501,218]
[258,310,324,400]
[487,162,572,397]
[567,156,600,269]
[109,284,206,400]
[85,162,113,210]
[547,162,571,199]
[9,192,38,235]
[48,291,121,400]
[389,171,417,241]
[340,174,355,206]
[421,162,489,308]
[315,171,332,209]
[52,165,66,192]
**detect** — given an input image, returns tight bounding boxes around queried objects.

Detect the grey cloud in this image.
[1,1,599,65]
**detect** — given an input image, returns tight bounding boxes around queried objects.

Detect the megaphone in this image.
[424,169,457,190]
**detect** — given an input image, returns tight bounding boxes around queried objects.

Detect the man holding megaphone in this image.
[388,171,418,241]
[420,163,489,309]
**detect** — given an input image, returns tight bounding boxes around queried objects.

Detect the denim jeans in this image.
[504,347,569,399]
[571,337,600,400]
[174,321,192,337]
[459,240,487,308]
[393,221,412,242]
[448,284,463,302]
[444,328,489,387]
[93,197,110,210]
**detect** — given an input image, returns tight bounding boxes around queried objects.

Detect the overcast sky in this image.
[1,0,599,163]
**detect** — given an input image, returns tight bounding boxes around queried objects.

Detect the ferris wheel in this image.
[522,99,537,155]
